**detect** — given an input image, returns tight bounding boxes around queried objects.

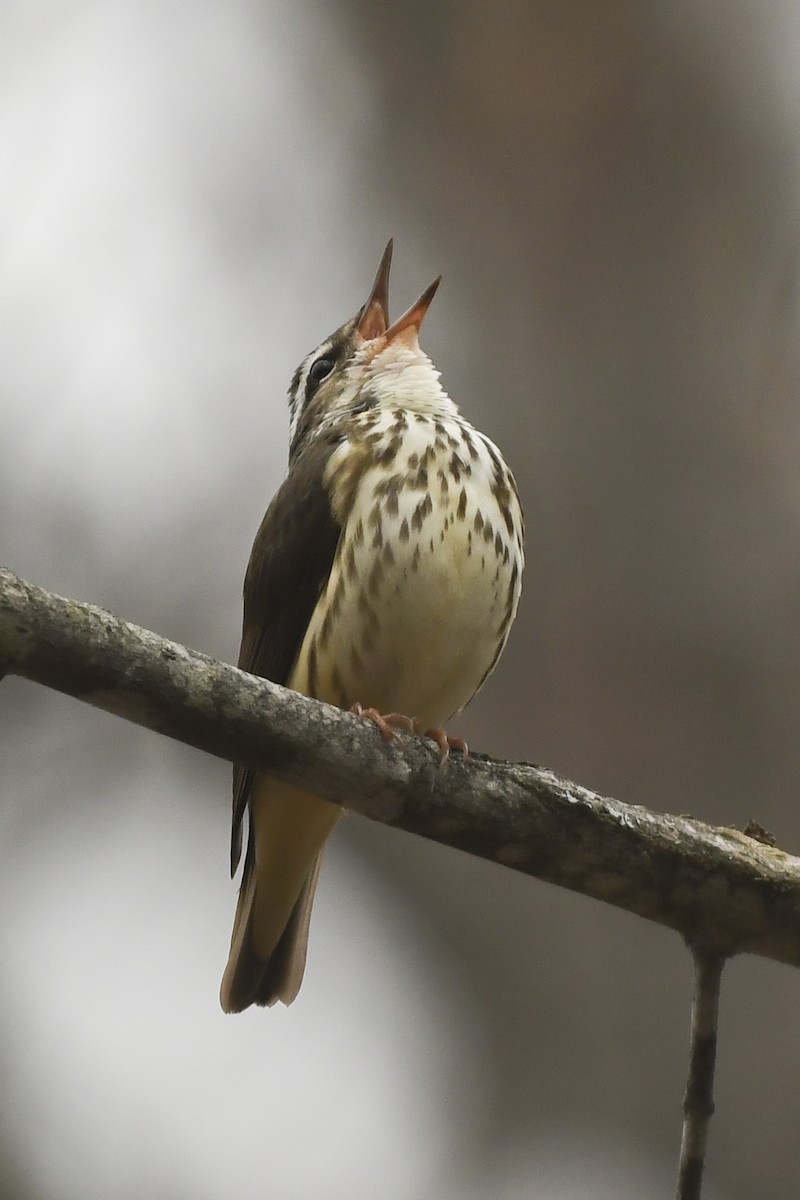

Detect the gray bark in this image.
[2,565,799,968]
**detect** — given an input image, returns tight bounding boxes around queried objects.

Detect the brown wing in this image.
[230,437,341,874]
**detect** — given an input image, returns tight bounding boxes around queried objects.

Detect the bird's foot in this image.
[350,705,467,764]
[350,704,415,743]
[414,723,469,765]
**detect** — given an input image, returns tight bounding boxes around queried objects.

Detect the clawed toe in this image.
[350,704,468,764]
[380,712,417,733]
[350,703,401,742]
[420,726,469,764]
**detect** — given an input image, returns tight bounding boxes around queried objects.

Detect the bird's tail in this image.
[219,780,340,1012]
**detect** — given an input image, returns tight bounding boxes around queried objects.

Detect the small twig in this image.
[676,951,725,1200]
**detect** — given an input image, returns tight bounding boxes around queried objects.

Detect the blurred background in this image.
[1,2,799,1197]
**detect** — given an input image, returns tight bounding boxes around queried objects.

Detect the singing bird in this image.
[220,243,524,1012]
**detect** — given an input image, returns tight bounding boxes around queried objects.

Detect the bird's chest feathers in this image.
[326,409,508,578]
[292,408,523,723]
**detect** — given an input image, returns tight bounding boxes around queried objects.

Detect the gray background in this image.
[1,3,799,1197]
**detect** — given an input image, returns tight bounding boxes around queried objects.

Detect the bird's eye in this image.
[308,357,335,386]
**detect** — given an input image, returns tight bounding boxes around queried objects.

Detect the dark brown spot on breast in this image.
[485,439,504,475]
[457,487,467,520]
[483,519,494,544]
[399,518,410,542]
[376,439,400,467]
[411,493,433,531]
[319,605,334,647]
[497,574,520,642]
[491,470,511,509]
[374,473,402,498]
[357,591,380,640]
[307,638,318,696]
[330,571,345,618]
[507,561,519,606]
[474,511,484,535]
[368,555,385,593]
[374,472,402,517]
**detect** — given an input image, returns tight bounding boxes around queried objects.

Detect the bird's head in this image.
[287,241,452,458]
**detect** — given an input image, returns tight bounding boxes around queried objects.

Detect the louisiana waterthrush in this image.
[221,242,524,1012]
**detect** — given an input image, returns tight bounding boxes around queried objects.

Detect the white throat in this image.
[354,340,458,419]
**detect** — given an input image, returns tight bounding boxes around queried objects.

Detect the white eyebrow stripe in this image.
[288,336,338,446]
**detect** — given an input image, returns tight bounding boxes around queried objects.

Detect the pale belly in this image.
[291,423,524,728]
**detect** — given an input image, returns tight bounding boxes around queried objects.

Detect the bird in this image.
[220,241,524,1012]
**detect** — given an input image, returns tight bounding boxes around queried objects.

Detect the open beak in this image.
[384,276,441,347]
[357,240,393,340]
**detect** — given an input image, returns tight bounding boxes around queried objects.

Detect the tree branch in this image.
[2,565,800,966]
[676,952,724,1200]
